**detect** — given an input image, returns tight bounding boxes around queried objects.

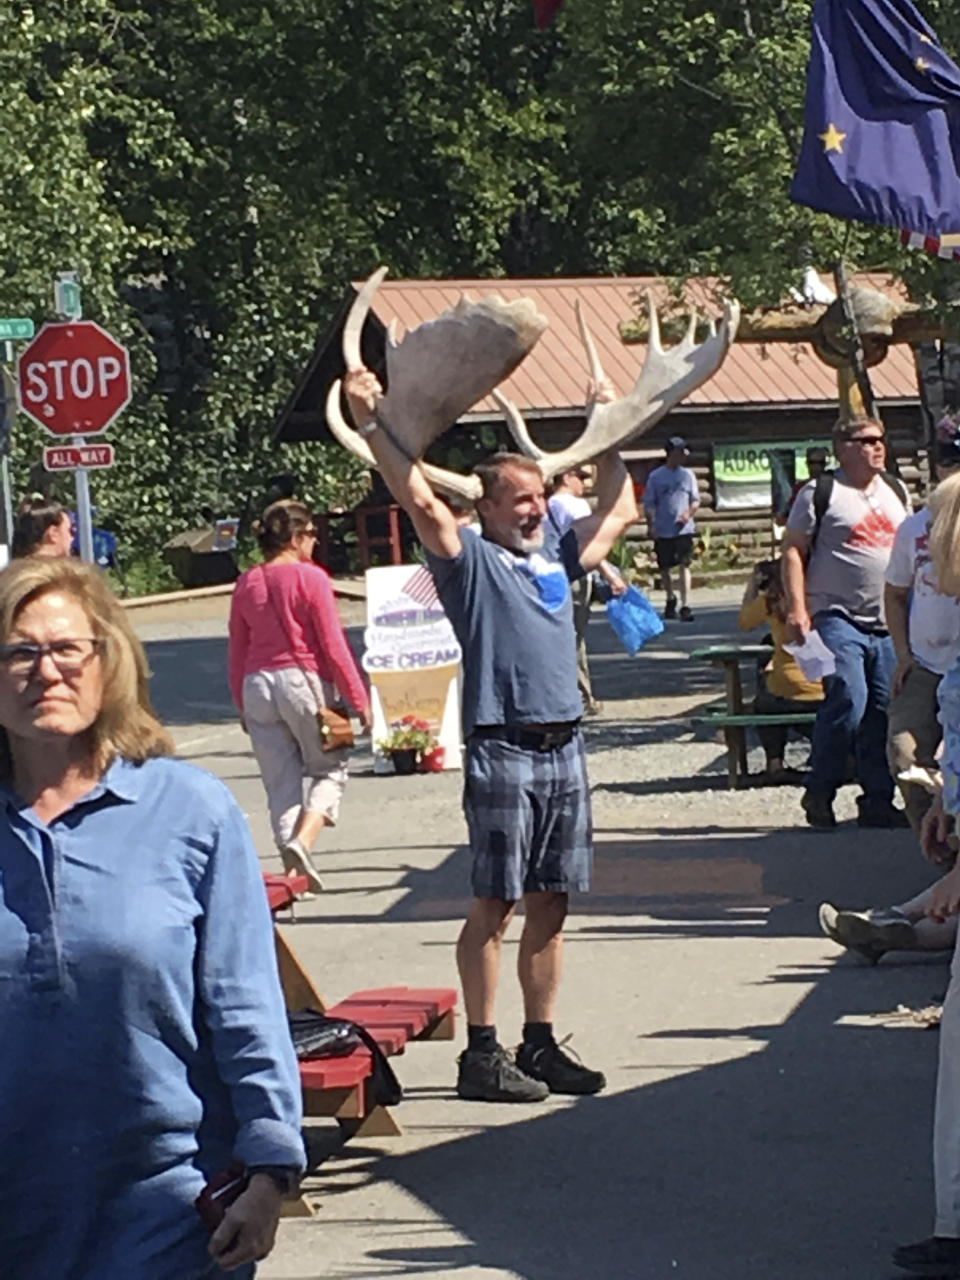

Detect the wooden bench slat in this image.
[345,987,458,1016]
[264,873,310,912]
[298,1048,373,1090]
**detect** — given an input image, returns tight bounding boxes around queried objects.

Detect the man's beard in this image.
[503,525,544,554]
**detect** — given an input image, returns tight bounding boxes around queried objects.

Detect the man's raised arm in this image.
[572,448,638,572]
[343,368,461,561]
[565,380,637,570]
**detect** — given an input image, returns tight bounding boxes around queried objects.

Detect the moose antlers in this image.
[325,268,740,498]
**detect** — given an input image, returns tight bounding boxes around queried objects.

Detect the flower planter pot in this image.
[391,749,418,776]
[419,747,446,773]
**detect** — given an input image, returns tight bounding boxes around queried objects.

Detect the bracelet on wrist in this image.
[247,1165,300,1196]
[357,419,379,440]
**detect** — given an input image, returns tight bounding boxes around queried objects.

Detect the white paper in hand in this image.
[783,631,836,681]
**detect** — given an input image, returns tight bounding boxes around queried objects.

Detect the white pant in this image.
[935,929,960,1235]
[243,667,349,848]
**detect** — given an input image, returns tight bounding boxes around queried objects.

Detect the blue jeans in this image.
[806,612,896,803]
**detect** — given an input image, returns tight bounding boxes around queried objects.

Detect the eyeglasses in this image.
[0,637,102,678]
[846,436,885,447]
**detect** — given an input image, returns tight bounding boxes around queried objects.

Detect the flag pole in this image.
[833,246,876,421]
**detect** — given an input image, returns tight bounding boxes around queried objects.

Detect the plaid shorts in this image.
[463,732,593,900]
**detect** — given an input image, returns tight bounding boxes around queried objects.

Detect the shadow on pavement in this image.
[366,959,937,1279]
[317,823,933,935]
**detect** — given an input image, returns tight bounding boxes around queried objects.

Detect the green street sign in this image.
[0,318,34,341]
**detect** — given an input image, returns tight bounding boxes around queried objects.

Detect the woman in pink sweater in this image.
[229,500,371,891]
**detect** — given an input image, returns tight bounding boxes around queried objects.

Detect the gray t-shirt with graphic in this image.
[425,516,584,736]
[787,469,909,628]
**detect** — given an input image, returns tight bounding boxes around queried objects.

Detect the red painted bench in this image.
[263,872,310,916]
[263,875,457,1140]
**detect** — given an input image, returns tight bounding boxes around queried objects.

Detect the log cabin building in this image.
[273,275,928,571]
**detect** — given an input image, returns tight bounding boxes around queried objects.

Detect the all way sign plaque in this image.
[43,443,115,472]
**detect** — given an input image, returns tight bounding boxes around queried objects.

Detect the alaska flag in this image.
[790,0,960,238]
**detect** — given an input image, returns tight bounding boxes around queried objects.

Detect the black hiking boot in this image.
[515,1037,606,1096]
[664,596,678,620]
[456,1046,549,1103]
[892,1236,960,1276]
[857,795,910,828]
[679,605,695,622]
[801,790,836,829]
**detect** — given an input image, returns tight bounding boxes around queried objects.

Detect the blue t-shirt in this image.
[426,516,584,735]
[644,464,699,538]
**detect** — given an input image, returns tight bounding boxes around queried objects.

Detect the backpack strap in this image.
[810,470,835,551]
[879,471,909,508]
[810,469,907,551]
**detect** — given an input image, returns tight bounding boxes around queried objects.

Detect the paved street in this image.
[137,585,948,1280]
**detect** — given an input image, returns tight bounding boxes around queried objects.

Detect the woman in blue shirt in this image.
[0,557,304,1279]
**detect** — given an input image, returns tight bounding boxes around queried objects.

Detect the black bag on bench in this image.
[288,1008,402,1108]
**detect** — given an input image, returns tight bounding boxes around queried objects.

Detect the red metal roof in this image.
[361,274,918,415]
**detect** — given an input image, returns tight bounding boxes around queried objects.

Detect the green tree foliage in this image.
[1,0,956,583]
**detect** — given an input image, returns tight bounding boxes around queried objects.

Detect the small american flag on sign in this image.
[402,565,439,607]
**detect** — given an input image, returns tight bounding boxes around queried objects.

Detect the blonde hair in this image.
[930,471,960,597]
[0,558,174,778]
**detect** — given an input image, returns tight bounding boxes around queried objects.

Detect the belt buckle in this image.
[540,730,563,751]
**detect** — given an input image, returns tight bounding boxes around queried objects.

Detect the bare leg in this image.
[456,897,516,1026]
[660,566,675,604]
[678,564,692,609]
[292,808,328,852]
[518,891,568,1023]
[896,880,959,951]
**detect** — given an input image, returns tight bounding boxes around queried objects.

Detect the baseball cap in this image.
[937,412,960,466]
[666,436,688,453]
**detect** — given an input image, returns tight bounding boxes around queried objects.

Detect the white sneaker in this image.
[280,839,324,894]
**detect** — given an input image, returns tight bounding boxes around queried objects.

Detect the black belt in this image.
[471,722,580,752]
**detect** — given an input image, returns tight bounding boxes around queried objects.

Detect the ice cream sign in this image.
[362,565,461,673]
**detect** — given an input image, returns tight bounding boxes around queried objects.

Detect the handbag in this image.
[288,1009,361,1059]
[317,703,355,753]
[289,1008,402,1108]
[260,565,355,752]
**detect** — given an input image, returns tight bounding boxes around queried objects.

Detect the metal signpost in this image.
[17,280,130,563]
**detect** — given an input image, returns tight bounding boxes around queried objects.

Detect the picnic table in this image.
[688,644,817,789]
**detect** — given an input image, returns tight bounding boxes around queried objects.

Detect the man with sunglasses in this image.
[783,416,910,829]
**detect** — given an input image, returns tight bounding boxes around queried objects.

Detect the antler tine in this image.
[343,266,389,371]
[386,316,400,349]
[533,292,740,482]
[575,299,606,386]
[683,310,698,347]
[325,378,377,466]
[420,463,482,502]
[645,289,663,354]
[492,388,544,460]
[325,380,482,502]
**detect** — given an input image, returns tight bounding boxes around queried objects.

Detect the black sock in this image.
[522,1022,554,1049]
[467,1024,497,1053]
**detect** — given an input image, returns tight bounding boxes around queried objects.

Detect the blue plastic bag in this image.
[606,585,665,656]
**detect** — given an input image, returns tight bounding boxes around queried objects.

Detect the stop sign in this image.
[18,321,131,437]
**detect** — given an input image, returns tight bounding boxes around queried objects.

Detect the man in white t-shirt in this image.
[548,466,625,714]
[885,428,960,833]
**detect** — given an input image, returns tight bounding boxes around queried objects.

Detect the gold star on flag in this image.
[917,56,931,71]
[919,33,933,44]
[819,123,847,154]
